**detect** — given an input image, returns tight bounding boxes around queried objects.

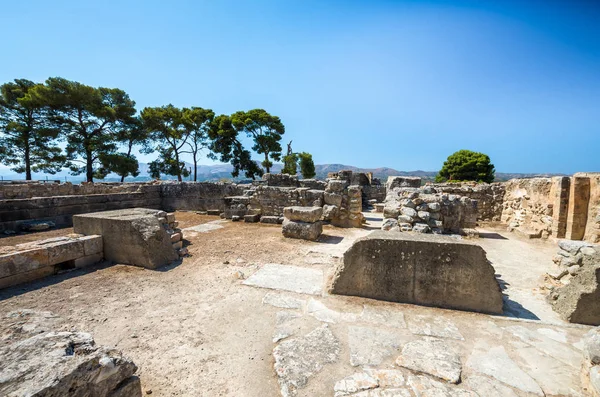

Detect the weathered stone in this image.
[397,215,414,224]
[231,215,241,222]
[551,265,600,325]
[558,240,592,255]
[428,202,441,212]
[590,366,600,396]
[243,264,323,295]
[322,205,339,221]
[334,372,378,396]
[412,223,430,233]
[326,180,346,193]
[80,235,103,256]
[399,223,412,232]
[244,214,260,223]
[417,211,430,222]
[466,345,543,396]
[329,231,503,314]
[406,374,476,397]
[407,315,464,340]
[73,208,178,269]
[0,331,140,397]
[170,232,182,243]
[260,215,281,224]
[307,298,358,324]
[462,375,519,397]
[584,328,600,365]
[20,220,55,232]
[262,292,306,309]
[0,248,49,279]
[324,193,343,207]
[273,325,339,397]
[396,338,462,384]
[283,206,323,223]
[387,176,421,190]
[381,219,398,231]
[348,326,407,366]
[383,206,400,219]
[359,304,406,328]
[401,207,418,218]
[282,219,322,241]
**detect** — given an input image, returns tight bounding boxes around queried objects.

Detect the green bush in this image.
[436,150,495,183]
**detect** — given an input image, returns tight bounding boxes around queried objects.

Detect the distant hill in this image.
[0,162,566,183]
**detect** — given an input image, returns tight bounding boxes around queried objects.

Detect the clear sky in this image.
[1,0,599,174]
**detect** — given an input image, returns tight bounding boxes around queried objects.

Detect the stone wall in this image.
[159,182,245,212]
[577,173,600,244]
[247,186,324,217]
[0,181,155,199]
[431,182,506,221]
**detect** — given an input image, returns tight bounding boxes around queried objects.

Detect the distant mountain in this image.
[0,162,566,183]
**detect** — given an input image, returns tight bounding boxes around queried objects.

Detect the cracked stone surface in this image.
[504,325,582,367]
[396,338,462,384]
[273,325,340,397]
[465,344,543,396]
[462,375,519,397]
[307,298,358,323]
[273,311,303,342]
[262,292,306,310]
[407,315,464,340]
[359,305,407,329]
[348,325,408,366]
[334,372,379,396]
[407,374,476,396]
[243,264,323,295]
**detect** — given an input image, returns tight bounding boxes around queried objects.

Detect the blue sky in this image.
[1,0,599,174]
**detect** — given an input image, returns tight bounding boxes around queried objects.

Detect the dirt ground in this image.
[0,212,591,396]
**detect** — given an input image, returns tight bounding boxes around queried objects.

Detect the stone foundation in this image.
[282,206,323,241]
[328,231,503,314]
[0,234,103,289]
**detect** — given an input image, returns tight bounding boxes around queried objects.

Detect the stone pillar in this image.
[551,177,570,239]
[566,176,590,241]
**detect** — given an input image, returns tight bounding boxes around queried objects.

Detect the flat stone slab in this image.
[183,220,225,233]
[466,345,543,395]
[262,292,306,310]
[396,338,462,384]
[348,325,408,366]
[407,315,464,340]
[243,264,323,295]
[360,304,407,329]
[328,231,503,314]
[273,325,339,397]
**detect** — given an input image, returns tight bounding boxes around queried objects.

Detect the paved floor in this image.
[242,213,593,396]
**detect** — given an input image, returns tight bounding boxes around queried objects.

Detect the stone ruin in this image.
[381,177,478,235]
[328,231,503,314]
[282,206,323,241]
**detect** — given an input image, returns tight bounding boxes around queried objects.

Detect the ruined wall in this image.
[160,182,245,212]
[577,173,600,244]
[432,183,506,221]
[0,181,154,199]
[247,186,324,217]
[500,178,555,238]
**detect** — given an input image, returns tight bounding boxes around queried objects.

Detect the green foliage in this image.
[148,148,190,180]
[282,153,298,175]
[207,114,263,179]
[32,77,138,182]
[141,105,190,181]
[436,150,495,183]
[231,109,284,173]
[182,107,214,181]
[96,153,139,180]
[298,152,316,179]
[0,79,65,179]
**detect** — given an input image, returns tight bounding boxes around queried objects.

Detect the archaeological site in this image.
[1,171,599,396]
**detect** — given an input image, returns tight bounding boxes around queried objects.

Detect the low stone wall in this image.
[0,234,103,289]
[247,186,324,217]
[0,181,156,199]
[328,231,503,314]
[159,182,245,212]
[431,182,506,221]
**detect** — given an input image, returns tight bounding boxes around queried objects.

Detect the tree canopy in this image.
[435,150,495,183]
[182,107,214,181]
[0,79,65,180]
[231,109,284,174]
[32,77,138,182]
[298,152,316,179]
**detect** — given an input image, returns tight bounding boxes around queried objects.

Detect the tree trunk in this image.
[24,143,32,181]
[120,175,125,183]
[86,151,94,183]
[264,152,270,174]
[193,157,197,181]
[175,150,182,182]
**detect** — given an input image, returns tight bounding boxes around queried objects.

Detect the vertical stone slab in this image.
[566,177,590,241]
[551,176,571,239]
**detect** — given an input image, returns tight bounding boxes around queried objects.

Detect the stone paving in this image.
[243,213,594,396]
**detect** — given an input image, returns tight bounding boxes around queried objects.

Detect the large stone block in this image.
[283,206,323,223]
[328,231,503,314]
[0,330,141,397]
[73,208,178,269]
[282,219,322,241]
[386,176,421,190]
[0,248,49,279]
[551,265,600,325]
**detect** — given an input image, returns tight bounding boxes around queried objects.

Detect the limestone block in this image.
[260,216,281,224]
[326,180,346,193]
[417,211,430,222]
[283,206,323,223]
[381,219,398,231]
[73,208,178,269]
[329,231,503,314]
[386,176,421,190]
[45,239,85,265]
[551,265,600,325]
[324,192,343,207]
[244,214,260,223]
[0,248,49,279]
[413,223,431,233]
[74,253,104,269]
[401,207,418,218]
[383,205,400,219]
[322,205,339,221]
[80,235,103,256]
[282,219,322,241]
[397,215,414,224]
[0,330,141,397]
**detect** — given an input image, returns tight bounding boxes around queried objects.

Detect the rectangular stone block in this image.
[45,240,85,265]
[0,248,49,279]
[283,206,323,223]
[0,265,55,290]
[566,176,591,241]
[328,231,503,314]
[260,216,281,224]
[73,253,104,269]
[79,235,103,256]
[282,219,322,241]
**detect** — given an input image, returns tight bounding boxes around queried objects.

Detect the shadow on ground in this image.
[479,232,508,240]
[317,235,344,244]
